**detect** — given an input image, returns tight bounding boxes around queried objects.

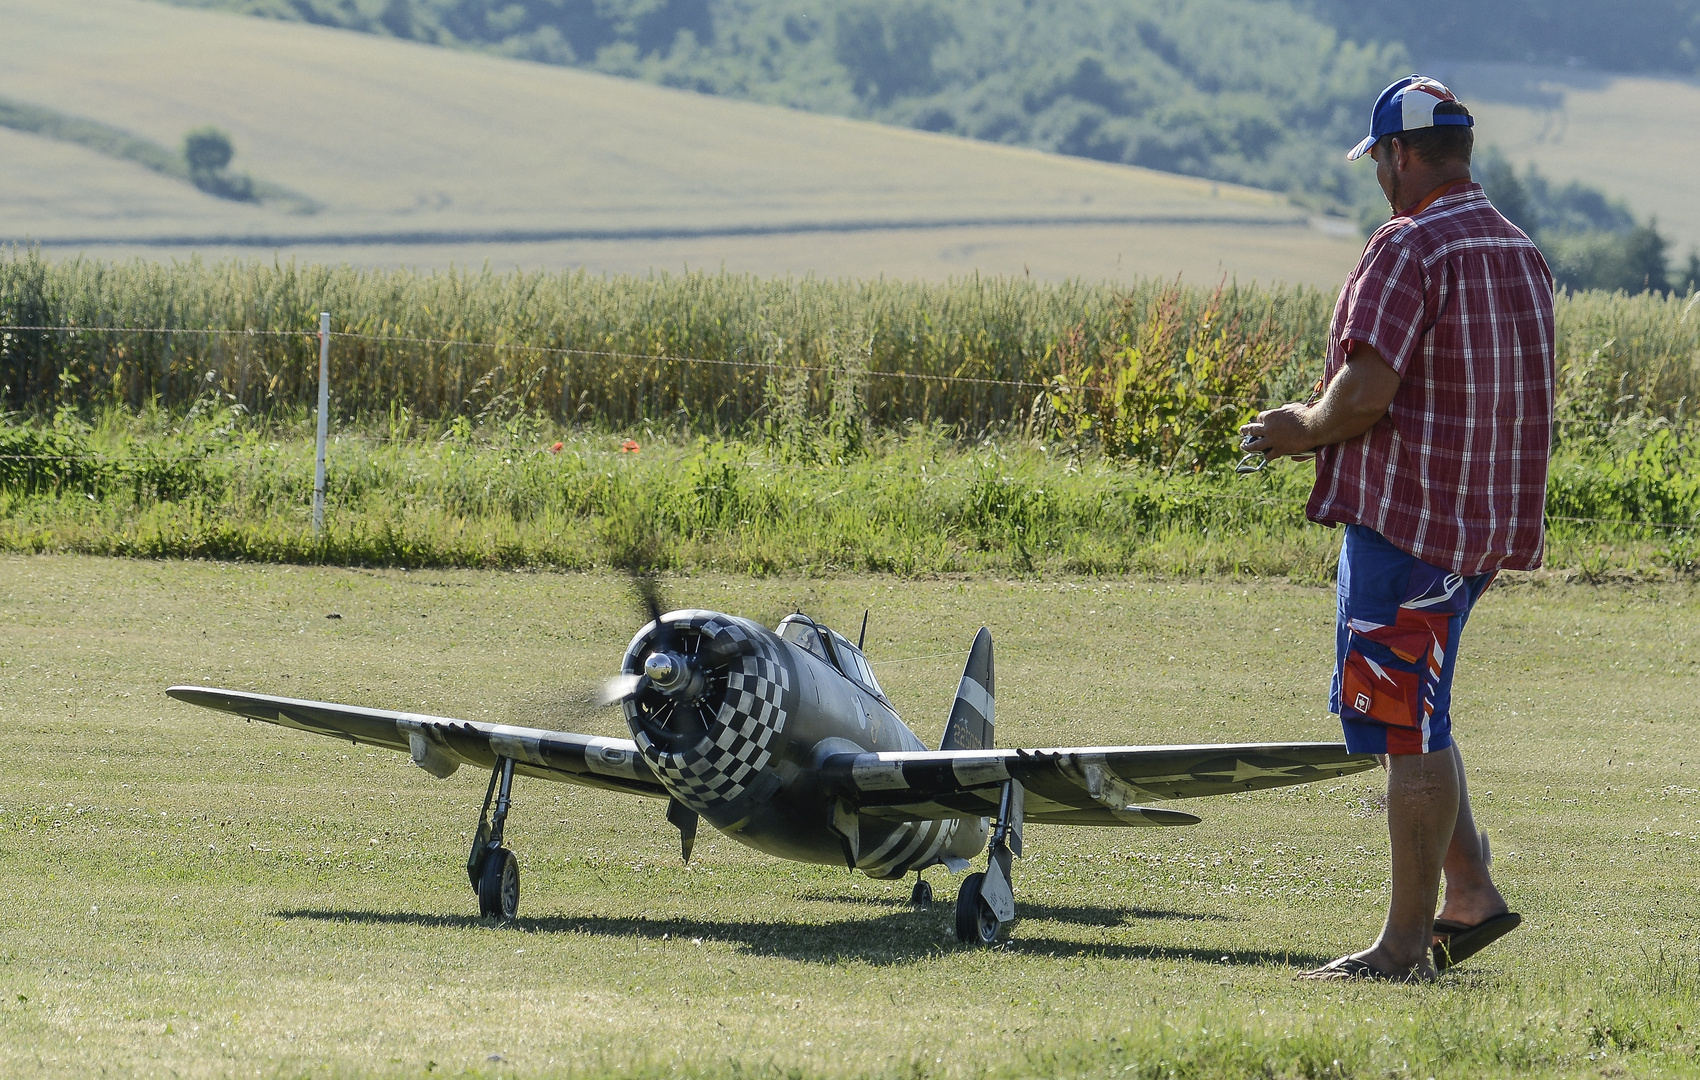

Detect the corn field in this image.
[2,249,1697,436]
[0,250,1335,430]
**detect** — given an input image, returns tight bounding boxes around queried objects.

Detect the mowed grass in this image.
[3,555,1700,1078]
[0,0,1362,285]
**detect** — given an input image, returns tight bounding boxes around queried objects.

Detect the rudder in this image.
[939,626,994,751]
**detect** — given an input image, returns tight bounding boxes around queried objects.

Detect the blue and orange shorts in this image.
[1332,525,1496,756]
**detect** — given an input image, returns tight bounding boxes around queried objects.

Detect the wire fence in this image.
[0,320,1084,432]
[4,319,1698,536]
[0,321,1136,416]
[1,324,1058,385]
[1,322,1682,439]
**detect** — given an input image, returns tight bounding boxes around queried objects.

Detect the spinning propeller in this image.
[612,571,716,862]
[600,572,737,758]
[521,574,703,726]
[540,572,767,724]
[598,571,700,706]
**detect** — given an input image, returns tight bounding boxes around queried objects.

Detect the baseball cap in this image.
[1346,75,1474,161]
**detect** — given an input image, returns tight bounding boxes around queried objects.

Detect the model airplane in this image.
[167,590,1376,944]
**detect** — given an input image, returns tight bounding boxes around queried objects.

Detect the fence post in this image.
[313,311,330,538]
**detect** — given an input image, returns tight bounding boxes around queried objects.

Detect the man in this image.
[1238,75,1554,981]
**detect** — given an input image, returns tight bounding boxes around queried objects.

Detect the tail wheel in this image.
[477,846,519,920]
[954,871,1000,945]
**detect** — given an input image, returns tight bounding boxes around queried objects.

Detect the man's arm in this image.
[1240,341,1401,458]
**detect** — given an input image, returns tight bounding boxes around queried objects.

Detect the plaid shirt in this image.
[1308,182,1556,576]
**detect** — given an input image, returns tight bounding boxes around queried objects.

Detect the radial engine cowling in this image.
[621,611,794,815]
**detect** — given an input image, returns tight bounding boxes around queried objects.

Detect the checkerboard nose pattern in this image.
[626,614,792,812]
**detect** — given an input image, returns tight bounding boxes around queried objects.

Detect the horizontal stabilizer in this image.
[819,742,1376,828]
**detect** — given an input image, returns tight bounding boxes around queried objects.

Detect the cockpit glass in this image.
[829,630,885,698]
[777,616,886,698]
[776,616,829,661]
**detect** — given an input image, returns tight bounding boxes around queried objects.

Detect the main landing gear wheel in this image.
[478,846,519,920]
[909,876,933,907]
[954,871,1000,945]
[469,756,521,920]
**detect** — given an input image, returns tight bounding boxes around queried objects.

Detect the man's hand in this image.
[1245,400,1319,459]
[1239,341,1401,459]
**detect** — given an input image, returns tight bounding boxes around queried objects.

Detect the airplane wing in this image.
[818,743,1377,827]
[166,686,669,799]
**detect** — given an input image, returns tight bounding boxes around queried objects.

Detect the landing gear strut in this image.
[956,778,1023,945]
[468,756,520,919]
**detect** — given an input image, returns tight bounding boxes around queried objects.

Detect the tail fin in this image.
[939,627,994,751]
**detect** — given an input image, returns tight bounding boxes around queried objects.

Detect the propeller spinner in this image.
[643,649,706,699]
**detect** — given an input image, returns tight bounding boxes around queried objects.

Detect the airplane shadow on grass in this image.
[791,890,1235,923]
[275,904,1332,969]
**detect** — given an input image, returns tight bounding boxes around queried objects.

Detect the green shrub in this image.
[0,424,102,496]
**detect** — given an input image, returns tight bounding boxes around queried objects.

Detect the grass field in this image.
[4,554,1700,1078]
[0,424,1343,578]
[0,0,1363,286]
[1436,60,1700,257]
[3,414,1694,580]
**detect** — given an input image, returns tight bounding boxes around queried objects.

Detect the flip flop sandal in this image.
[1432,911,1521,972]
[1298,956,1405,981]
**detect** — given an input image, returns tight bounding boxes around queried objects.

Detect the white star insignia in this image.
[1225,759,1307,783]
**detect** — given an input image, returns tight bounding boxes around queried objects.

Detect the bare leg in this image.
[1304,747,1458,979]
[1434,740,1508,928]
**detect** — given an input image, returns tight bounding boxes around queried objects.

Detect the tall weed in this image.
[1039,282,1291,471]
[0,409,1339,576]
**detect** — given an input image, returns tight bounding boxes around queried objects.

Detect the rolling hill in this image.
[0,0,1364,286]
[1435,59,1700,258]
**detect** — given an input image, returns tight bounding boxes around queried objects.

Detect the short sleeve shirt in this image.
[1307,182,1556,576]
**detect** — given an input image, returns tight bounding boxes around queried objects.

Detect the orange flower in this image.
[620,439,640,453]
[549,441,564,453]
